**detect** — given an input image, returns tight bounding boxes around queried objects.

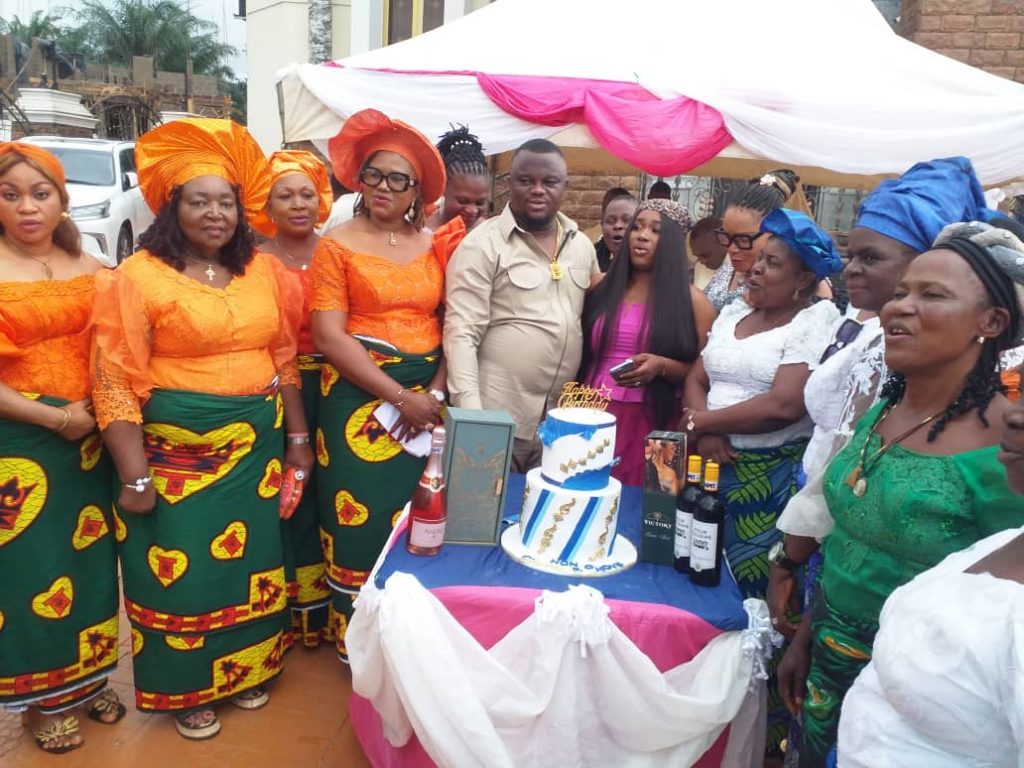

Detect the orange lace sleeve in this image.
[309,236,349,313]
[431,216,468,274]
[262,253,302,388]
[91,266,152,428]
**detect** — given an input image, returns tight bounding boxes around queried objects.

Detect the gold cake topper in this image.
[557,382,612,411]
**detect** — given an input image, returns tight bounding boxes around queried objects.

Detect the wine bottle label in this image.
[409,517,446,548]
[419,476,445,491]
[690,520,718,572]
[674,509,693,558]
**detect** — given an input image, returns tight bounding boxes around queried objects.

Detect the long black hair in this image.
[138,185,256,275]
[580,210,700,427]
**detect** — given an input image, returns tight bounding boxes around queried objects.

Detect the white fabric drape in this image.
[348,572,776,768]
[277,0,1024,185]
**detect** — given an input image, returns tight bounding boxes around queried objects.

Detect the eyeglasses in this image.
[819,318,864,363]
[359,166,419,193]
[713,228,765,251]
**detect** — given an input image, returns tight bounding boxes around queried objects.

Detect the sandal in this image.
[174,708,221,740]
[229,685,269,710]
[33,714,84,754]
[86,688,127,725]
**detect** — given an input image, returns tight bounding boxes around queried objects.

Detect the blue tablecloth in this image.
[376,474,748,632]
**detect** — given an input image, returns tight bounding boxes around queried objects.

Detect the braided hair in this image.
[436,125,488,180]
[728,169,800,215]
[880,220,1024,440]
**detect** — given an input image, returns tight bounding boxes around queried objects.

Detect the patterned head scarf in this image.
[856,157,990,253]
[251,150,333,237]
[328,109,446,204]
[135,118,271,218]
[933,220,1024,344]
[0,142,66,188]
[761,208,842,279]
[638,198,693,233]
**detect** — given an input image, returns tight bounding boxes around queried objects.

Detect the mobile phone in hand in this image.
[609,359,638,380]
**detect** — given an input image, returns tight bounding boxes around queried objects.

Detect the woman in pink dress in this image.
[580,199,716,486]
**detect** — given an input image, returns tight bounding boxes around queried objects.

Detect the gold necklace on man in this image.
[3,236,55,278]
[548,220,564,280]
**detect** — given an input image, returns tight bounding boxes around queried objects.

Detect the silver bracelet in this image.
[287,434,310,445]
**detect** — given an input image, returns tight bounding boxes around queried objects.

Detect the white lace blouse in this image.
[702,299,840,449]
[801,307,885,480]
[839,527,1024,768]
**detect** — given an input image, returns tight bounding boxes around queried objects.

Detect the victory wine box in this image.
[441,407,516,546]
[640,430,687,565]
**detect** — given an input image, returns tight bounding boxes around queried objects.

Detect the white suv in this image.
[20,136,154,266]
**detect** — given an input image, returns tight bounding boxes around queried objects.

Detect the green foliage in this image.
[63,0,237,77]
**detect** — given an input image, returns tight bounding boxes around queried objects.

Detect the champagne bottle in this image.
[674,454,702,574]
[405,427,447,556]
[689,460,724,587]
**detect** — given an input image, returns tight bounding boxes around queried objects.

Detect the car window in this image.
[120,148,136,174]
[44,148,115,186]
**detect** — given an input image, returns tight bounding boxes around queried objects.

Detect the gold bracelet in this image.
[55,407,71,433]
[394,387,406,409]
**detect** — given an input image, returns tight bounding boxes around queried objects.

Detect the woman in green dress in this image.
[779,220,1024,767]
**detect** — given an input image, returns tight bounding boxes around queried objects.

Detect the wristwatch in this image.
[123,476,153,493]
[428,388,446,404]
[768,540,801,573]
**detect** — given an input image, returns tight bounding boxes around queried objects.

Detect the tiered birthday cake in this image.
[501,388,637,576]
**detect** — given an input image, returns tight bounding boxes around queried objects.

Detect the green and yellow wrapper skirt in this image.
[0,396,119,714]
[118,388,288,712]
[282,356,330,649]
[317,339,439,658]
[799,590,875,768]
[720,440,806,758]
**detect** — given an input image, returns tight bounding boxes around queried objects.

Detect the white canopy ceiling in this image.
[277,0,1024,186]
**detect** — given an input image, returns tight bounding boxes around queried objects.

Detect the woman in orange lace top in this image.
[0,143,123,755]
[310,109,465,660]
[252,149,333,648]
[91,119,307,741]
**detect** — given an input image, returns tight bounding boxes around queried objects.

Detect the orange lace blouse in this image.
[309,217,466,354]
[284,265,316,356]
[0,274,96,402]
[92,250,302,428]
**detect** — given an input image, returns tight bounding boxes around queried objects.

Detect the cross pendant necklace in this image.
[187,255,218,282]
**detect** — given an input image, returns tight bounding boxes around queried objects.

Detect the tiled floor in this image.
[0,611,372,768]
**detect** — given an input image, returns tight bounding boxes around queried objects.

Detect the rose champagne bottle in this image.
[405,426,447,556]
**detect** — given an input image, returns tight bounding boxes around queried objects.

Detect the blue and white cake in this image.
[501,407,636,576]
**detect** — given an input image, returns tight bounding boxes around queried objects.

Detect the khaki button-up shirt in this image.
[444,204,599,439]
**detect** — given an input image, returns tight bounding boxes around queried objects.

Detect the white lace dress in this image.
[702,299,841,449]
[838,526,1024,768]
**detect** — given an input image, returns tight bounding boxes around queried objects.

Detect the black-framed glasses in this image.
[820,318,864,363]
[714,227,763,251]
[359,166,419,193]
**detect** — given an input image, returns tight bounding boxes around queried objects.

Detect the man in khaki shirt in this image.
[444,139,600,471]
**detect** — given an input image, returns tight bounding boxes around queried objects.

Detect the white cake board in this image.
[500,525,638,578]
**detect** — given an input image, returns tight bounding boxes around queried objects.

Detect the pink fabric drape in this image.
[476,74,733,176]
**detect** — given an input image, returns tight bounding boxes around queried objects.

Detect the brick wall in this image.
[901,0,1024,83]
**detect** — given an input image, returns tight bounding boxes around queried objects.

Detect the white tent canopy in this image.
[277,0,1024,187]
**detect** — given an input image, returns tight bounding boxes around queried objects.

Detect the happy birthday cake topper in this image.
[557,382,612,411]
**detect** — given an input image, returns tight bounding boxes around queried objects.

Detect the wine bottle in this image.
[405,427,448,556]
[674,454,702,574]
[689,460,724,587]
